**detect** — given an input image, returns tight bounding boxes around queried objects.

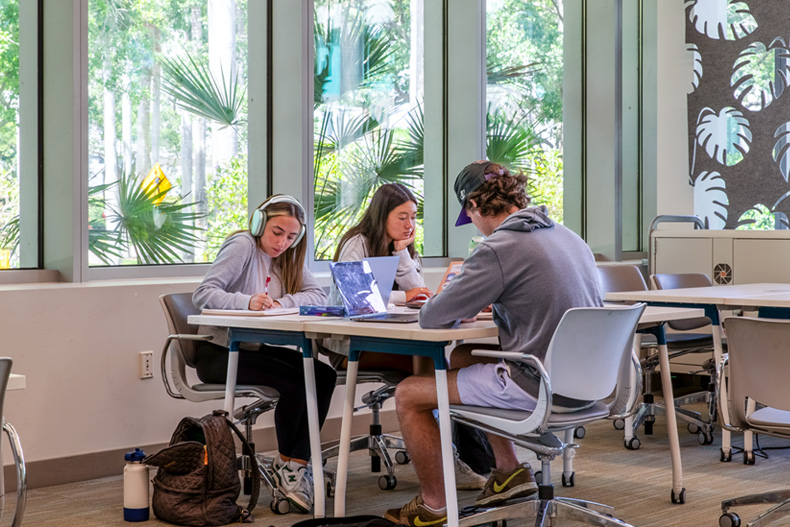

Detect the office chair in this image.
[159,293,292,514]
[650,273,720,445]
[321,364,411,491]
[450,304,645,527]
[0,358,26,527]
[717,316,790,527]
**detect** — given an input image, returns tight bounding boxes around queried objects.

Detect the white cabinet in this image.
[651,230,790,284]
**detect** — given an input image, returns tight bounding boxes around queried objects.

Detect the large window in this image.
[87,0,248,267]
[0,1,20,269]
[312,0,424,260]
[486,0,564,223]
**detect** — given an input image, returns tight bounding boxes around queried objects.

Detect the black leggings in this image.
[195,341,337,461]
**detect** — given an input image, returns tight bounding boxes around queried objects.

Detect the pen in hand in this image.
[265,274,271,296]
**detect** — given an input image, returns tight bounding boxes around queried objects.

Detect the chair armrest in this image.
[470,349,553,433]
[160,334,213,399]
[716,354,739,432]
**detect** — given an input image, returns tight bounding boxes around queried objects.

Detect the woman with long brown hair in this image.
[193,195,335,514]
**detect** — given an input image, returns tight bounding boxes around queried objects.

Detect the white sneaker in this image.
[454,454,488,490]
[273,458,313,513]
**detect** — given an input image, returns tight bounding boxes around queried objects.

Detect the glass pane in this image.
[486,0,563,223]
[88,0,248,266]
[0,1,21,269]
[313,0,424,260]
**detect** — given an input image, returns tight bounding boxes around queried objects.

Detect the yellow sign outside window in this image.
[141,163,172,205]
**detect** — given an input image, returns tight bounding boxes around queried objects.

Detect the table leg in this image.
[223,343,240,416]
[334,358,359,517]
[302,351,325,518]
[712,324,731,460]
[435,369,459,527]
[657,339,685,503]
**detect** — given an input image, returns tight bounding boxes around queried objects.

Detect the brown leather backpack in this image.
[145,410,259,526]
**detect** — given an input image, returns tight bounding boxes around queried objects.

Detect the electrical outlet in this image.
[139,351,154,379]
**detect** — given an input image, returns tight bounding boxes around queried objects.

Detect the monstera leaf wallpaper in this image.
[687,0,790,228]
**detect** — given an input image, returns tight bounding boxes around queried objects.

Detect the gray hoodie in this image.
[419,206,603,405]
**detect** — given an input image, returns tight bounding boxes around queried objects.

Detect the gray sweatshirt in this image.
[419,206,603,405]
[193,231,327,347]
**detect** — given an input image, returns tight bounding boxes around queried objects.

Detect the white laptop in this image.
[329,260,419,323]
[363,255,399,306]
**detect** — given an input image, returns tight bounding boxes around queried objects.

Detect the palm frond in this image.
[160,52,246,128]
[103,171,205,265]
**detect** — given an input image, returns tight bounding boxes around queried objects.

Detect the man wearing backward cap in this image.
[384,161,602,526]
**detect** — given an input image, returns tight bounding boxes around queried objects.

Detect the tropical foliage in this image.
[1,0,565,268]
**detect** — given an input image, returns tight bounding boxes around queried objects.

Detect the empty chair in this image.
[651,272,719,445]
[159,293,291,514]
[717,316,790,527]
[0,358,25,527]
[450,304,645,527]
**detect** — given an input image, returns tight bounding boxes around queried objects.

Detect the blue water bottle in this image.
[123,448,149,521]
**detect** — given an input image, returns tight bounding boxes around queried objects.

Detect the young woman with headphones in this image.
[192,194,336,514]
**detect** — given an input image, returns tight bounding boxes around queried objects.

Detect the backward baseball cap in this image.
[454,160,493,226]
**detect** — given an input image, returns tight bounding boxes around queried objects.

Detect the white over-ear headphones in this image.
[249,195,307,247]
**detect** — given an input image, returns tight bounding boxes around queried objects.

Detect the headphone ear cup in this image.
[291,225,306,247]
[250,209,268,237]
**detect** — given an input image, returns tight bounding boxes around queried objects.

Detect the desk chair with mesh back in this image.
[159,293,293,514]
[450,304,645,527]
[321,364,411,491]
[717,316,790,527]
[650,272,719,445]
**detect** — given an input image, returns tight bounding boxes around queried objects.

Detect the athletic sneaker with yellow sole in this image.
[384,494,447,527]
[475,462,538,507]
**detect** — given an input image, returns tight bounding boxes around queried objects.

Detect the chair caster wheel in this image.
[698,431,714,445]
[534,470,543,485]
[688,423,701,434]
[379,474,397,490]
[395,450,411,464]
[574,426,586,439]
[562,472,575,487]
[743,451,755,465]
[613,419,625,430]
[271,497,290,514]
[671,488,686,504]
[720,449,732,462]
[624,437,641,450]
[719,512,740,527]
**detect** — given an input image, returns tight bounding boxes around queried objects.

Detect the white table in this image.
[187,314,333,518]
[606,284,790,465]
[301,318,498,527]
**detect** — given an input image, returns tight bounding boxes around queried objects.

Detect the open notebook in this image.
[201,307,299,317]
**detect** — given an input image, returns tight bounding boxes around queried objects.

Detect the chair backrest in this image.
[160,292,201,367]
[724,316,790,429]
[545,304,645,402]
[651,272,712,331]
[597,264,648,294]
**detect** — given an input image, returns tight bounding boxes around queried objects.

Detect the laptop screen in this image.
[329,261,388,317]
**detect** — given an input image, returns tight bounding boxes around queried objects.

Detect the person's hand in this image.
[393,230,416,253]
[405,287,433,303]
[249,293,275,310]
